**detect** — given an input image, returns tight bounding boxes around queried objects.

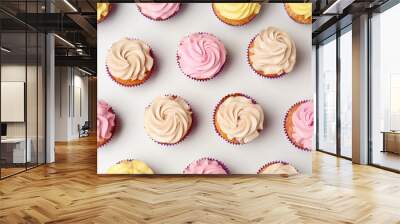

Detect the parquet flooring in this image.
[1,135,400,224]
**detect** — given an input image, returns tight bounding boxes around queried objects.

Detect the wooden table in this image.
[381,131,400,154]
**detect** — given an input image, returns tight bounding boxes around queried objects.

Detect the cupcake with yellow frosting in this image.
[212,3,261,26]
[248,27,296,78]
[144,95,193,145]
[106,38,155,87]
[257,161,298,176]
[97,3,112,24]
[107,159,154,174]
[213,93,264,145]
[284,3,312,24]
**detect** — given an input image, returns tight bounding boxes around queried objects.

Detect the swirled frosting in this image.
[216,95,264,144]
[144,96,192,144]
[107,160,154,174]
[97,100,116,141]
[213,3,261,20]
[97,3,110,22]
[177,33,226,80]
[106,38,153,81]
[259,162,298,175]
[183,159,227,174]
[292,101,314,149]
[136,3,180,20]
[250,27,296,75]
[286,3,312,19]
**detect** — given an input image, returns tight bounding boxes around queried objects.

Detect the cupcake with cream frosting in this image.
[97,3,111,23]
[284,3,312,24]
[214,93,264,144]
[177,32,227,81]
[212,3,261,26]
[107,159,154,174]
[284,100,314,151]
[183,158,229,174]
[144,95,193,145]
[136,3,180,21]
[106,38,154,87]
[97,100,116,148]
[248,27,296,78]
[258,161,298,175]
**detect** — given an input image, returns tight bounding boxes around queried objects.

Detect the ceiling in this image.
[0,0,96,75]
[312,0,392,44]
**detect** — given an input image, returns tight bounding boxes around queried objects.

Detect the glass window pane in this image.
[27,31,38,169]
[340,29,352,158]
[371,3,400,171]
[318,37,337,154]
[1,31,27,177]
[38,33,45,165]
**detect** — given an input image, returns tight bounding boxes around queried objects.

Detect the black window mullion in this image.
[36,0,39,168]
[367,11,373,165]
[24,0,28,171]
[336,29,341,157]
[316,45,320,151]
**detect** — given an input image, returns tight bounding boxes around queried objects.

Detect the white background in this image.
[97,3,312,174]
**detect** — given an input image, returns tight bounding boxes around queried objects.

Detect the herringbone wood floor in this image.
[1,136,400,224]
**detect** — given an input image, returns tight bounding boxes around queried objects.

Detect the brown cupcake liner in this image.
[176,32,227,82]
[284,3,312,25]
[211,3,261,27]
[247,35,288,79]
[97,101,117,149]
[145,94,193,146]
[97,3,112,24]
[106,38,155,87]
[284,100,313,152]
[183,157,230,174]
[136,3,181,21]
[213,93,261,145]
[257,160,299,175]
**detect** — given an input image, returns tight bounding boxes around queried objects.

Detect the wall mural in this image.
[97,3,313,175]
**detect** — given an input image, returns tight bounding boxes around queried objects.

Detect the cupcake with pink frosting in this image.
[97,100,117,148]
[177,32,227,81]
[183,158,229,174]
[284,100,314,151]
[136,3,180,21]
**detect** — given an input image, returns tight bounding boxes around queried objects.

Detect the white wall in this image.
[55,66,69,141]
[54,67,89,141]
